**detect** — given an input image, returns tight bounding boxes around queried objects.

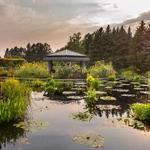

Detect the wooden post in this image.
[48,61,53,73]
[80,62,86,73]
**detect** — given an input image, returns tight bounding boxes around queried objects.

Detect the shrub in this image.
[130,103,150,121]
[14,63,49,78]
[88,61,116,78]
[86,75,100,90]
[0,79,31,123]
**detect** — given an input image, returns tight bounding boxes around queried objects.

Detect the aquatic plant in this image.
[14,63,49,78]
[44,78,58,97]
[14,120,48,132]
[86,75,100,90]
[130,103,150,121]
[0,79,31,123]
[85,89,97,105]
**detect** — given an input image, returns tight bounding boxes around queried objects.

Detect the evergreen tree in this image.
[25,43,52,62]
[64,32,83,53]
[131,20,147,72]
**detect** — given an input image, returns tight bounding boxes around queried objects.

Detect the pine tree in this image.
[131,20,147,72]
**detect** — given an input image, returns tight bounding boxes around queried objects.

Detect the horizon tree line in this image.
[4,20,150,72]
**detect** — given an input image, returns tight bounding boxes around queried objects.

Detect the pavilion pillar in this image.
[80,62,86,73]
[48,61,53,73]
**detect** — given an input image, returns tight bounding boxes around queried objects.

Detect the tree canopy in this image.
[4,42,52,62]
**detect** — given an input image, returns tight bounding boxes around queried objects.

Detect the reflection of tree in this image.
[0,122,26,149]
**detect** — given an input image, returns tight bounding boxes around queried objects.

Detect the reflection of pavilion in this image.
[86,104,130,119]
[44,49,90,73]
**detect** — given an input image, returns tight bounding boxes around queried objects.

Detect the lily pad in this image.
[67,96,83,100]
[140,91,150,95]
[72,133,104,148]
[100,96,117,101]
[121,94,136,98]
[63,91,76,95]
[112,89,129,93]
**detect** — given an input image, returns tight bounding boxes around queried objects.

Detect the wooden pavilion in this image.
[44,49,90,73]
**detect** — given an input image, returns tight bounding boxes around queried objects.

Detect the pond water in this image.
[1,79,150,150]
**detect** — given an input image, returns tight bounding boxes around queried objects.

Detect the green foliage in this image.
[44,77,74,98]
[30,80,46,92]
[85,89,97,105]
[14,63,49,78]
[0,79,31,123]
[131,103,150,121]
[108,74,116,81]
[72,112,94,121]
[45,78,58,97]
[54,64,81,79]
[63,21,150,72]
[86,75,99,90]
[4,42,52,62]
[0,58,25,68]
[25,43,52,62]
[121,69,142,82]
[0,67,9,77]
[88,61,116,79]
[62,32,84,53]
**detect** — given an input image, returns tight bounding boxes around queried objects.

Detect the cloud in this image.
[123,11,150,25]
[0,0,136,56]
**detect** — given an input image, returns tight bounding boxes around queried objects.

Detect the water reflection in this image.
[0,122,26,149]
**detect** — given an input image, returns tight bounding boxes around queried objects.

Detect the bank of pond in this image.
[0,72,150,149]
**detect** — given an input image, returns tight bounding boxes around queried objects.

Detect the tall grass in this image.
[14,63,49,78]
[0,79,31,123]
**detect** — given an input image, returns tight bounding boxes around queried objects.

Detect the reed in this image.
[0,79,31,123]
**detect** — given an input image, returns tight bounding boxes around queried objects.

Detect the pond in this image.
[0,79,150,150]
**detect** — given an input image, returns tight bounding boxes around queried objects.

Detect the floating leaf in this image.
[14,120,48,132]
[100,96,116,101]
[72,133,104,148]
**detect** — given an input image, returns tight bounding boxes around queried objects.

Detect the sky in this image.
[0,0,150,56]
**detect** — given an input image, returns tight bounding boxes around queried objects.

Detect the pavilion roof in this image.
[44,49,90,62]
